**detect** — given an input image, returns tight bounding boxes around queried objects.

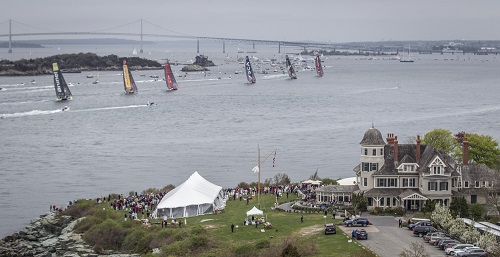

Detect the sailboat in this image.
[315,54,324,76]
[164,60,178,91]
[400,45,414,63]
[52,62,73,101]
[245,56,256,83]
[285,55,297,79]
[122,58,138,94]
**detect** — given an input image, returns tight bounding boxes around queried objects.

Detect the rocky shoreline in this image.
[0,212,139,257]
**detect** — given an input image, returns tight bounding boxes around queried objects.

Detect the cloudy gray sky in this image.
[1,0,499,43]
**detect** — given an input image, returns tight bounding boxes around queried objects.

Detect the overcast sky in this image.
[1,0,499,43]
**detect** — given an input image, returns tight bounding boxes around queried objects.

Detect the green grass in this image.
[65,194,377,256]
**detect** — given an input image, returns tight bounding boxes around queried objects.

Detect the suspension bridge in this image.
[0,19,336,54]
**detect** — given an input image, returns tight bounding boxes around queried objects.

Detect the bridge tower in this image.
[140,19,143,53]
[8,19,12,53]
[222,41,225,54]
[197,39,200,53]
[278,42,281,54]
[252,41,255,50]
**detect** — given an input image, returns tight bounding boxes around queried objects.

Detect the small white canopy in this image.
[246,206,263,216]
[301,179,322,185]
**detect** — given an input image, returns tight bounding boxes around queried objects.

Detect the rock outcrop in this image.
[181,64,209,72]
[0,212,139,257]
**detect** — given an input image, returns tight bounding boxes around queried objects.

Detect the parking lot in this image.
[338,215,447,257]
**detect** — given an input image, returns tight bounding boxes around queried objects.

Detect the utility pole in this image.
[258,145,261,209]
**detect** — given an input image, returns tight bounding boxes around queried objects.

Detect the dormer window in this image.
[364,149,368,155]
[403,165,415,172]
[372,149,376,156]
[428,157,446,175]
[464,181,469,188]
[475,181,480,188]
[380,149,383,155]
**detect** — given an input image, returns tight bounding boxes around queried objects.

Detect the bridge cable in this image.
[142,19,195,37]
[89,19,142,33]
[12,19,63,33]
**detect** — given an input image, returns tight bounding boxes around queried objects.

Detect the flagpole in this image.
[258,145,261,209]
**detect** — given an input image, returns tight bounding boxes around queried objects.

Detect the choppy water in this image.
[1,44,500,237]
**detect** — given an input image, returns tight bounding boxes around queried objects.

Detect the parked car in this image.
[413,225,437,237]
[324,223,336,235]
[438,239,459,250]
[424,232,447,242]
[445,244,474,255]
[456,248,487,257]
[428,233,449,244]
[344,217,370,227]
[352,229,368,240]
[453,246,480,256]
[408,220,433,230]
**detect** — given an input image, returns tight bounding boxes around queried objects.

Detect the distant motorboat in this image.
[30,79,36,84]
[86,74,94,78]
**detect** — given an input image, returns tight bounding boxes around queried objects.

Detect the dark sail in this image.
[315,54,324,77]
[52,63,72,101]
[245,56,256,83]
[286,55,297,79]
[122,58,138,94]
[164,61,178,90]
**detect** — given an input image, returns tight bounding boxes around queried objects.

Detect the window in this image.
[464,181,469,188]
[432,166,441,175]
[475,181,480,188]
[380,149,383,155]
[364,148,368,155]
[439,182,448,191]
[402,178,416,187]
[380,197,385,206]
[471,195,477,204]
[370,163,378,171]
[376,178,398,187]
[363,178,367,187]
[428,182,437,191]
[482,181,487,187]
[372,149,376,156]
[362,162,369,172]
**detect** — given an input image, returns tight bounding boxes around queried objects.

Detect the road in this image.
[338,215,446,257]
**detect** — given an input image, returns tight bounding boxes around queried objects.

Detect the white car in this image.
[452,246,479,256]
[445,244,473,255]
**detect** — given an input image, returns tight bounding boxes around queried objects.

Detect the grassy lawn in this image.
[150,193,376,257]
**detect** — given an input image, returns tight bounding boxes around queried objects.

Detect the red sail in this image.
[164,62,178,90]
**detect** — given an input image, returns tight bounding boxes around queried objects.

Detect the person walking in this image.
[231,223,235,233]
[301,215,303,223]
[333,212,336,220]
[398,218,402,228]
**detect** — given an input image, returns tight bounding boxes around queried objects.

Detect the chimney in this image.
[394,136,399,163]
[463,137,469,165]
[416,135,421,162]
[386,133,394,145]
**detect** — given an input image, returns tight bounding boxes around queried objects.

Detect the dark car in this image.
[437,239,458,250]
[408,221,433,230]
[352,229,368,240]
[413,225,437,237]
[324,223,336,235]
[344,217,370,227]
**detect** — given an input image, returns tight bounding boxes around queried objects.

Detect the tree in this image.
[351,192,367,215]
[469,204,485,221]
[422,129,458,155]
[321,178,338,185]
[465,133,500,169]
[422,199,437,214]
[398,242,429,257]
[449,197,469,218]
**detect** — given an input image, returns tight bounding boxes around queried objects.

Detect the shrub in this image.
[83,219,127,250]
[232,244,256,257]
[256,239,271,249]
[281,243,301,257]
[149,229,176,249]
[160,241,190,256]
[122,229,152,253]
[74,216,103,233]
[59,200,98,219]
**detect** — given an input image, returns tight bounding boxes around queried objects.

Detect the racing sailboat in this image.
[285,55,297,79]
[122,58,138,94]
[315,54,324,77]
[164,61,178,91]
[245,56,256,83]
[52,62,73,101]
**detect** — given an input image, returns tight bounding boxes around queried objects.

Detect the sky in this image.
[1,0,500,43]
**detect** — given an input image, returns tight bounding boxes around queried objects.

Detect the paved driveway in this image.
[338,215,446,257]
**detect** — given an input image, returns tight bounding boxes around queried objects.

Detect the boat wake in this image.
[349,86,401,94]
[1,109,64,119]
[72,104,147,113]
[261,74,289,80]
[0,99,51,106]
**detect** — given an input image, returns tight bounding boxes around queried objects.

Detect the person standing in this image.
[398,219,402,228]
[231,223,235,233]
[301,215,303,223]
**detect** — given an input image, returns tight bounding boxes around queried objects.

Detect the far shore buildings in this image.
[315,127,499,214]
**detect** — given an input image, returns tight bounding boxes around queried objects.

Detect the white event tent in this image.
[246,206,263,217]
[153,171,226,218]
